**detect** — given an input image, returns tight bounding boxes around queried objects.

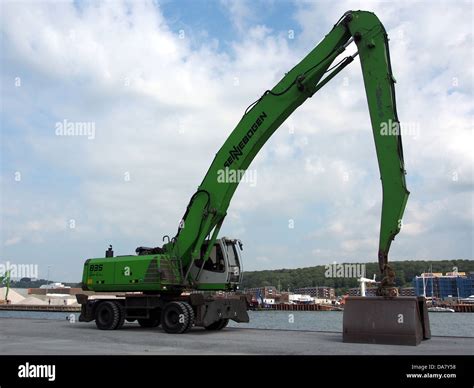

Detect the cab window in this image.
[194,243,225,273]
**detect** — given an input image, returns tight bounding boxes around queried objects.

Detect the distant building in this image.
[277,292,290,303]
[413,272,474,299]
[348,287,377,297]
[293,287,335,299]
[348,287,415,296]
[245,286,277,299]
[400,287,416,296]
[29,287,82,296]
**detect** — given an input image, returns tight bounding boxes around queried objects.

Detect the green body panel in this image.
[195,283,231,290]
[82,10,409,292]
[83,254,183,292]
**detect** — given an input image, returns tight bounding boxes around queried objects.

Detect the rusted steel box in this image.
[343,296,431,346]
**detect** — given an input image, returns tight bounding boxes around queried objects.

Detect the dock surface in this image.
[0,318,472,355]
[0,305,80,312]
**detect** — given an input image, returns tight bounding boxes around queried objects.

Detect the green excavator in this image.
[78,10,429,343]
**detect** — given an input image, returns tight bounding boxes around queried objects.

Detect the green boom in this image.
[83,10,409,293]
[167,10,409,275]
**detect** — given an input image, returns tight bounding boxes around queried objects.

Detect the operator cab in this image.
[191,237,243,289]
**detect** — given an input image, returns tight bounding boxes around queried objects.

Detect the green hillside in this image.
[242,259,474,295]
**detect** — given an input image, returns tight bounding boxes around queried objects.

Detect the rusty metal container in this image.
[343,296,431,346]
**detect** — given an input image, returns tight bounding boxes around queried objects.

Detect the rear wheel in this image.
[162,301,193,334]
[204,319,229,331]
[95,301,122,330]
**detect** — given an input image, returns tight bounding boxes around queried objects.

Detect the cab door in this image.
[190,240,229,288]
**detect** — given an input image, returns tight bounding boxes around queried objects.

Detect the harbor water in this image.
[0,310,472,337]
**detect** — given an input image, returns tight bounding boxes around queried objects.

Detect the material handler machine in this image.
[78,10,430,344]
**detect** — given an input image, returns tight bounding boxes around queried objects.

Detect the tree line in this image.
[241,259,474,295]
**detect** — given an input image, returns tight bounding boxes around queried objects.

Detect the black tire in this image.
[137,309,161,328]
[95,301,121,330]
[126,318,136,323]
[178,302,194,333]
[161,302,192,334]
[115,303,126,329]
[204,319,229,331]
[218,319,229,330]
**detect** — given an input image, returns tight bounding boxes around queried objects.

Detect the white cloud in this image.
[256,256,270,263]
[4,237,22,247]
[220,0,254,33]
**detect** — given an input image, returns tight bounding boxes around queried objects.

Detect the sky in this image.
[0,0,472,282]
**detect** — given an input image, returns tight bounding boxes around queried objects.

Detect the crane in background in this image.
[0,270,11,304]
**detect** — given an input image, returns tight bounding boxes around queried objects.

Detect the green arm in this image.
[346,12,409,278]
[168,11,409,283]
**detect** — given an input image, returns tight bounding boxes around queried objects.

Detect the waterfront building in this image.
[413,272,474,299]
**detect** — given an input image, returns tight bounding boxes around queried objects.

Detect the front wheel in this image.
[95,301,123,330]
